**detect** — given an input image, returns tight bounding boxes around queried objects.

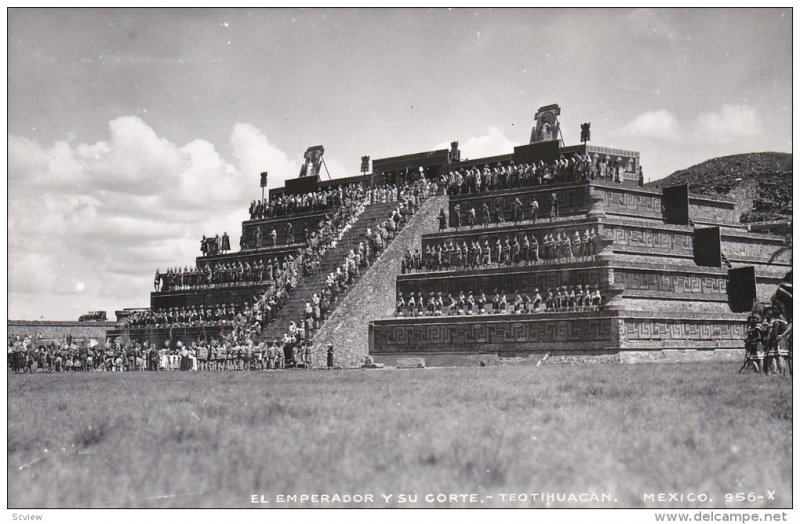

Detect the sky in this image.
[7,7,792,320]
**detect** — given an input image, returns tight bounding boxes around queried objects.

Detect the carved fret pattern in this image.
[373,317,614,353]
[608,225,693,254]
[624,319,745,341]
[601,190,661,217]
[616,270,726,295]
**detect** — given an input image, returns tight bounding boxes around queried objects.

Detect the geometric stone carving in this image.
[371,314,617,354]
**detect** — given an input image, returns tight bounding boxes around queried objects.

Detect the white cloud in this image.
[437,126,520,161]
[694,104,763,143]
[617,104,763,145]
[618,109,681,141]
[8,117,297,320]
[230,122,299,191]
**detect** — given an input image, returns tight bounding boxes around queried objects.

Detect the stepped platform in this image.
[197,244,303,266]
[370,310,747,353]
[397,260,728,301]
[157,243,305,311]
[151,283,274,310]
[368,310,746,367]
[368,180,790,365]
[447,180,740,228]
[421,214,788,273]
[120,199,404,346]
[240,209,331,248]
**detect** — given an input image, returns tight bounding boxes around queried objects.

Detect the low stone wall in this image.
[241,210,330,249]
[445,181,740,228]
[196,244,302,267]
[106,326,224,348]
[151,283,273,310]
[619,312,746,351]
[689,197,738,225]
[447,181,590,226]
[397,262,611,300]
[421,216,599,254]
[421,217,702,263]
[8,320,116,344]
[370,312,620,355]
[597,182,737,225]
[370,348,743,367]
[721,230,789,265]
[599,183,662,219]
[613,264,728,297]
[604,219,695,258]
[617,348,743,364]
[369,311,748,358]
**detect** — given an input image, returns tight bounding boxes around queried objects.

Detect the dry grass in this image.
[7,362,792,509]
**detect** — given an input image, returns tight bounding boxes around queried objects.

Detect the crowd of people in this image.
[248,187,353,220]
[295,179,434,340]
[241,222,300,250]
[142,260,303,343]
[441,154,640,196]
[247,181,414,221]
[242,183,425,251]
[443,193,561,230]
[740,304,792,376]
[396,285,604,317]
[159,184,375,293]
[200,232,231,256]
[8,334,338,373]
[154,254,297,292]
[145,178,431,350]
[137,255,302,354]
[402,228,598,273]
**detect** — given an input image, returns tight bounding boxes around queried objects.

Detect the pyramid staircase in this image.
[257,200,399,342]
[309,194,447,366]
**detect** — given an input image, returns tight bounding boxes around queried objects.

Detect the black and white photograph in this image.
[5,6,794,521]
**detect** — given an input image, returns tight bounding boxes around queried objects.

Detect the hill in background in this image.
[646,152,792,223]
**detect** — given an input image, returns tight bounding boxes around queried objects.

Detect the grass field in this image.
[7,362,792,509]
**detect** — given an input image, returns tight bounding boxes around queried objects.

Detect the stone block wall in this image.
[8,321,116,344]
[196,244,302,267]
[106,326,223,348]
[720,231,789,265]
[151,284,273,310]
[369,311,748,359]
[689,197,738,225]
[370,313,619,354]
[445,181,740,228]
[396,263,611,299]
[240,210,330,249]
[421,217,598,254]
[612,265,728,297]
[604,220,694,258]
[447,182,590,226]
[599,184,662,219]
[619,314,746,351]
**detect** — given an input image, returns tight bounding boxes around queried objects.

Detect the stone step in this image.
[257,200,404,341]
[309,193,445,366]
